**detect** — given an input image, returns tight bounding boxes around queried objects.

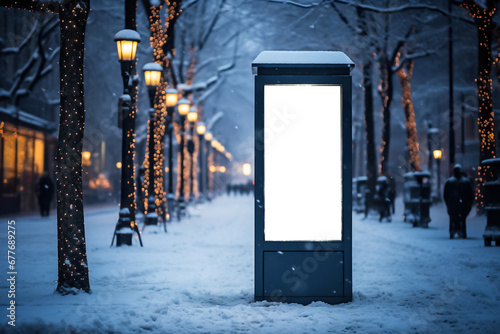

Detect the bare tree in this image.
[0,15,59,106]
[458,0,498,210]
[3,0,91,294]
[140,0,182,219]
[394,51,421,172]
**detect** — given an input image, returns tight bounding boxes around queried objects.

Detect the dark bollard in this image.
[481,158,500,246]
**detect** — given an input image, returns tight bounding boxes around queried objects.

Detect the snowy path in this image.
[1,195,499,333]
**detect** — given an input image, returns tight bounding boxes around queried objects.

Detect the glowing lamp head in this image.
[211,139,218,148]
[165,88,179,107]
[210,166,216,173]
[177,97,190,116]
[142,63,163,87]
[197,122,206,135]
[116,162,122,169]
[114,29,141,62]
[204,131,213,141]
[220,166,227,173]
[433,149,442,160]
[82,151,91,161]
[243,163,251,176]
[187,108,198,123]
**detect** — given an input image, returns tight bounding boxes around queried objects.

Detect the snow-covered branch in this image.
[0,15,59,106]
[197,0,226,51]
[1,0,60,13]
[188,34,239,105]
[266,0,321,8]
[0,20,39,54]
[391,42,443,73]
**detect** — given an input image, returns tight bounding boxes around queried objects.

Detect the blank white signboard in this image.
[264,85,342,241]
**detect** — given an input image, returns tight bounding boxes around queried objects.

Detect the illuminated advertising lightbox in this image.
[253,51,354,305]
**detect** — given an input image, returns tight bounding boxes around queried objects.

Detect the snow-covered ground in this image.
[1,195,499,333]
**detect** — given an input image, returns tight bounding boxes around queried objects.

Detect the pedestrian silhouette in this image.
[377,177,392,222]
[36,172,55,217]
[443,164,474,239]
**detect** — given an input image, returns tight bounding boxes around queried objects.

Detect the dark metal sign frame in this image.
[253,51,354,305]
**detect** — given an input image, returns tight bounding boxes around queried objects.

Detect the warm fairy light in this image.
[82,151,91,161]
[114,29,141,61]
[8,0,97,293]
[142,1,182,219]
[187,108,198,123]
[142,62,163,87]
[116,162,122,169]
[166,88,178,107]
[196,122,206,135]
[177,97,190,115]
[204,131,212,141]
[433,149,442,160]
[219,166,226,173]
[210,166,216,173]
[395,52,421,172]
[243,163,252,176]
[460,1,497,210]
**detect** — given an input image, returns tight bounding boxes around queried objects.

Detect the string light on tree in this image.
[460,0,497,211]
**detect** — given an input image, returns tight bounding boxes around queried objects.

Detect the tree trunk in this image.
[363,60,377,210]
[460,0,497,210]
[142,1,182,220]
[124,0,138,226]
[396,60,421,172]
[378,54,393,175]
[56,0,90,294]
[475,10,496,210]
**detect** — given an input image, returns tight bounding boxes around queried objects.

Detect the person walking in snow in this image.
[377,178,392,222]
[36,171,55,217]
[443,164,474,239]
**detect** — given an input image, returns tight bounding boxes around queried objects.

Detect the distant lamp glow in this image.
[204,131,213,141]
[433,149,442,160]
[197,122,206,135]
[211,139,218,148]
[220,166,226,173]
[114,29,141,62]
[116,162,122,169]
[243,163,251,176]
[142,63,163,87]
[210,166,216,173]
[187,108,198,123]
[165,88,179,107]
[82,151,91,161]
[177,97,190,116]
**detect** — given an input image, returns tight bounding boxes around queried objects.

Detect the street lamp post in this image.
[204,131,213,200]
[211,139,219,195]
[177,97,190,218]
[427,125,440,202]
[165,88,178,221]
[427,124,439,172]
[196,122,206,202]
[111,29,142,247]
[243,162,252,177]
[187,108,198,201]
[433,149,443,202]
[143,62,163,226]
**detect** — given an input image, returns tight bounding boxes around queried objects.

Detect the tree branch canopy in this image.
[1,0,60,13]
